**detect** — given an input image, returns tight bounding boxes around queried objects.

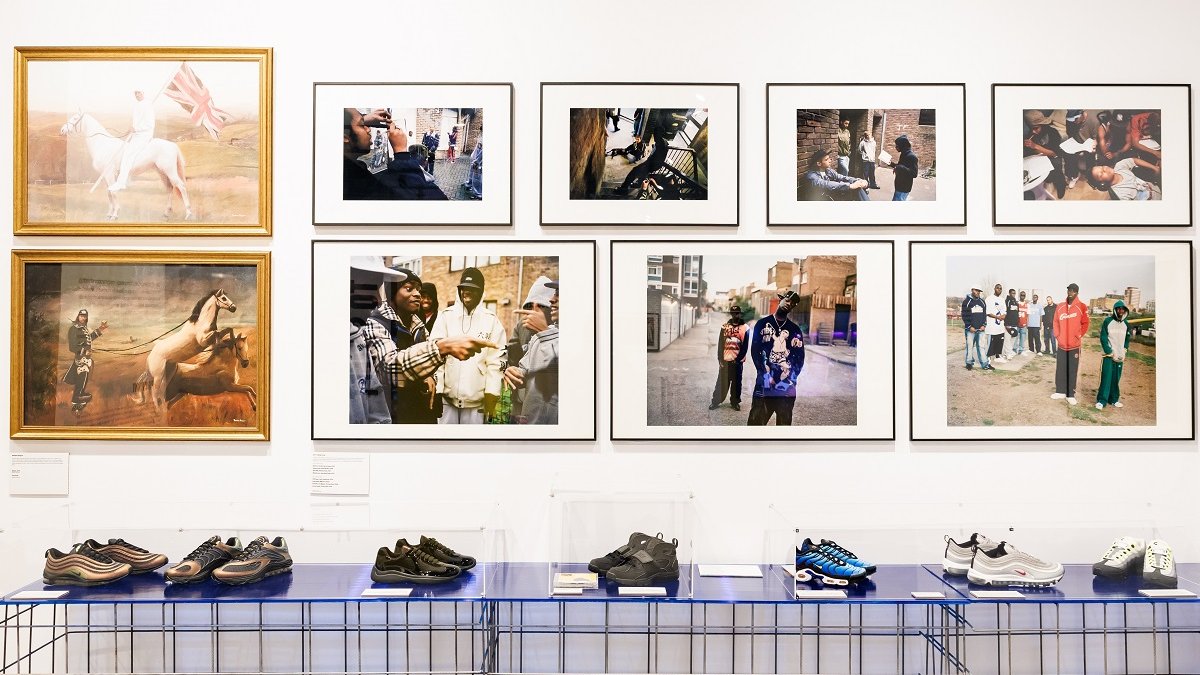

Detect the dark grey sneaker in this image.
[606,534,680,586]
[417,535,476,571]
[372,542,461,584]
[588,532,656,575]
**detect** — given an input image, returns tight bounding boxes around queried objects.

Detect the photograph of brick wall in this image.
[795,108,936,202]
[344,107,484,201]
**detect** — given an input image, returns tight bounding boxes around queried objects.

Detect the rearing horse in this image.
[59,112,193,221]
[145,290,236,412]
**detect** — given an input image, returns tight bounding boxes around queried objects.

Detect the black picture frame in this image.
[991,83,1193,227]
[765,82,968,227]
[908,239,1196,442]
[539,82,740,227]
[610,239,896,442]
[311,239,598,442]
[311,82,516,227]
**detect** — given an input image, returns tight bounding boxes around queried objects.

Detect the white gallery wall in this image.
[2,0,1198,597]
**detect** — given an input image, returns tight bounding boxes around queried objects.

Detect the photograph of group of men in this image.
[948,255,1156,427]
[349,255,559,426]
[646,254,857,428]
[568,107,709,200]
[343,107,484,201]
[1022,109,1162,201]
[796,108,936,202]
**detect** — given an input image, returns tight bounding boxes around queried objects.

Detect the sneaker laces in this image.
[183,538,221,563]
[75,544,116,564]
[231,537,267,561]
[407,546,445,567]
[422,537,456,557]
[109,538,149,554]
[1103,540,1135,561]
[820,539,865,563]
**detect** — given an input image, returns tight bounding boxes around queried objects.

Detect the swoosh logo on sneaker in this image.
[1015,569,1027,576]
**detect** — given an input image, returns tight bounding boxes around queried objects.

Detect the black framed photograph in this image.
[610,240,894,441]
[767,83,966,226]
[312,82,513,226]
[992,84,1192,226]
[540,82,739,226]
[910,240,1194,441]
[311,240,596,441]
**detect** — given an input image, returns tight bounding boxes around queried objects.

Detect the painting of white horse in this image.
[14,252,267,440]
[59,112,192,221]
[16,48,271,234]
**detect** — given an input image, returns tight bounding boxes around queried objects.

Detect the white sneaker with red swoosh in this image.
[967,541,1064,588]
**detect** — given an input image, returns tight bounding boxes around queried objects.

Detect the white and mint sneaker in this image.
[967,542,1064,588]
[1143,540,1177,588]
[1092,536,1145,579]
[942,532,999,576]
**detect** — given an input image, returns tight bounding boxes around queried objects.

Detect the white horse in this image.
[143,290,237,412]
[135,332,257,411]
[59,112,193,221]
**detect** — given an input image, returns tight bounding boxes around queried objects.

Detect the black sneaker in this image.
[166,536,243,584]
[416,535,476,571]
[606,534,680,586]
[588,531,656,575]
[211,536,292,585]
[372,543,461,584]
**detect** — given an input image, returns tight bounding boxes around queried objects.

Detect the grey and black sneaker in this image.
[372,543,461,584]
[166,536,243,584]
[85,538,168,573]
[588,532,657,575]
[606,534,680,586]
[967,541,1064,588]
[1143,539,1177,588]
[43,543,132,587]
[1092,536,1146,580]
[211,536,292,585]
[943,533,999,576]
[417,535,476,571]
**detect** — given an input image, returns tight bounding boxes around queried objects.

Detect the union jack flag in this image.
[164,62,233,140]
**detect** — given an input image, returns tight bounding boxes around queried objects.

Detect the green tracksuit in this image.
[1097,301,1131,407]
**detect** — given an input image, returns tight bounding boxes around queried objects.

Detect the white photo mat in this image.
[611,240,894,440]
[311,240,596,440]
[313,83,513,225]
[910,241,1194,440]
[540,83,738,225]
[767,84,966,226]
[993,85,1191,226]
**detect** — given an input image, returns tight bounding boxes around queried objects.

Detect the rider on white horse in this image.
[110,89,155,193]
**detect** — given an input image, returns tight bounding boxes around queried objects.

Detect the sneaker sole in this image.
[1092,563,1137,580]
[214,563,292,586]
[795,566,863,586]
[42,574,127,587]
[942,558,971,576]
[370,567,460,584]
[607,568,680,586]
[966,569,1063,587]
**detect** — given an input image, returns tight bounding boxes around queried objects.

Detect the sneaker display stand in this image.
[1,500,502,674]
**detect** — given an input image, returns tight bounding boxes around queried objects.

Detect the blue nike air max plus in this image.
[794,538,875,586]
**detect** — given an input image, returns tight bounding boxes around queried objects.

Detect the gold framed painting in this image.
[11,250,271,440]
[13,47,273,236]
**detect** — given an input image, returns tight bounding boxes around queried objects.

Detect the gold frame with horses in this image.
[13,47,273,236]
[11,250,271,440]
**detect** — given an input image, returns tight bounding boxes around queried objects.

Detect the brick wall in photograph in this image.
[418,256,558,336]
[795,109,842,178]
[879,109,936,171]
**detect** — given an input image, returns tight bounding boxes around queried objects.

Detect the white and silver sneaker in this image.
[943,532,999,576]
[967,542,1064,588]
[1092,536,1146,579]
[1143,540,1177,588]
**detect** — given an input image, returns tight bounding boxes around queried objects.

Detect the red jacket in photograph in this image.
[1052,299,1090,351]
